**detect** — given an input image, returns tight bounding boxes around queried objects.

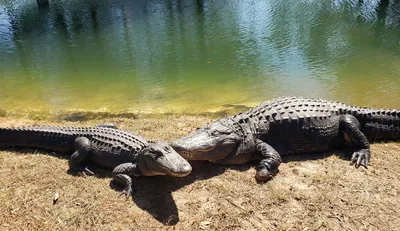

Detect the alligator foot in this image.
[72,166,95,177]
[120,185,137,198]
[255,166,278,183]
[82,166,95,176]
[254,140,282,183]
[351,148,370,168]
[120,187,132,198]
[255,169,272,182]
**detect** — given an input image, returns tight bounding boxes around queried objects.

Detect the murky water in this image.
[0,0,400,117]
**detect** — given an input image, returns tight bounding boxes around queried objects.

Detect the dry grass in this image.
[0,115,400,230]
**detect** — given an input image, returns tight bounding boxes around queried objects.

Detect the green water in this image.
[1,0,400,117]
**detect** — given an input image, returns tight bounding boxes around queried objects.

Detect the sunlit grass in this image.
[0,116,399,230]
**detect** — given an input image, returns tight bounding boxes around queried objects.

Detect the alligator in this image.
[0,124,192,196]
[171,97,400,182]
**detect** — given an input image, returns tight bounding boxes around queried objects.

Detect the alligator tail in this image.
[351,108,400,141]
[0,127,75,152]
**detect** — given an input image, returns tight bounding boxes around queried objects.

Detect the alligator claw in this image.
[76,166,95,177]
[120,187,132,198]
[120,186,137,198]
[351,149,370,169]
[83,166,95,175]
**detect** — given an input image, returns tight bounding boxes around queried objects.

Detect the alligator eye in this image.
[211,130,221,136]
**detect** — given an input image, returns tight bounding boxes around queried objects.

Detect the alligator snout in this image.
[169,162,192,177]
[170,140,184,153]
[170,140,193,159]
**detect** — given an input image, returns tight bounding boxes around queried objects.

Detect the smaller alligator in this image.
[171,97,400,182]
[0,124,192,196]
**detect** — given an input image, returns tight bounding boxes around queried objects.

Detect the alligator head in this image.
[171,120,243,162]
[138,141,192,177]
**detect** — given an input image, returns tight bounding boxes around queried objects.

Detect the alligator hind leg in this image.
[112,163,141,198]
[69,137,94,176]
[255,139,282,182]
[339,114,371,168]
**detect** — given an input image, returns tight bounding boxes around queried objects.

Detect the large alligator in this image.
[0,125,192,196]
[171,97,400,182]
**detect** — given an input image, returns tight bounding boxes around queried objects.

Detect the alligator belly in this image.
[264,117,342,155]
[88,149,137,169]
[277,135,338,155]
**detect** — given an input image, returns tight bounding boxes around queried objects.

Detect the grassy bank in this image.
[0,115,399,230]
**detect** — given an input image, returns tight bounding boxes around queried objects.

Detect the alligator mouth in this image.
[163,164,192,177]
[171,141,217,159]
[173,149,213,160]
[168,170,191,177]
[196,146,217,152]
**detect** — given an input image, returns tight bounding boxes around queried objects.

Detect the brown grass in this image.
[0,115,400,230]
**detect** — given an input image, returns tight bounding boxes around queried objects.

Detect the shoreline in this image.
[1,97,399,122]
[0,109,220,122]
[0,104,256,121]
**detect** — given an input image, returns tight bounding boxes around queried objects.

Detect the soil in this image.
[0,116,399,230]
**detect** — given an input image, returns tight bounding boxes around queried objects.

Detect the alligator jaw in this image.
[164,163,192,177]
[158,153,192,177]
[138,142,192,177]
[170,134,219,161]
[171,122,241,162]
[170,140,217,160]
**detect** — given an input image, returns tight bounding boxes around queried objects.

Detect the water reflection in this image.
[0,0,399,116]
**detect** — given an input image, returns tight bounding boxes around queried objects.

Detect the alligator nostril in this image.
[171,142,183,152]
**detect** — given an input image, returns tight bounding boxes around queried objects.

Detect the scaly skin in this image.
[0,124,192,196]
[171,97,400,182]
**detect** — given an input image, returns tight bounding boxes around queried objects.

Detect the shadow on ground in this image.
[117,149,356,225]
[108,161,235,225]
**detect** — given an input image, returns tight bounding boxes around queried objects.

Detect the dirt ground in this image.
[0,115,399,231]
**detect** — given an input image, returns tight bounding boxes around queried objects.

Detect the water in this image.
[1,0,400,117]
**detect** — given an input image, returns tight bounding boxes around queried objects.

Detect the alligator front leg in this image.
[69,137,94,176]
[339,114,370,168]
[112,163,141,198]
[255,139,282,182]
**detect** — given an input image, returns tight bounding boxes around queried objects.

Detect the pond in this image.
[0,0,400,117]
